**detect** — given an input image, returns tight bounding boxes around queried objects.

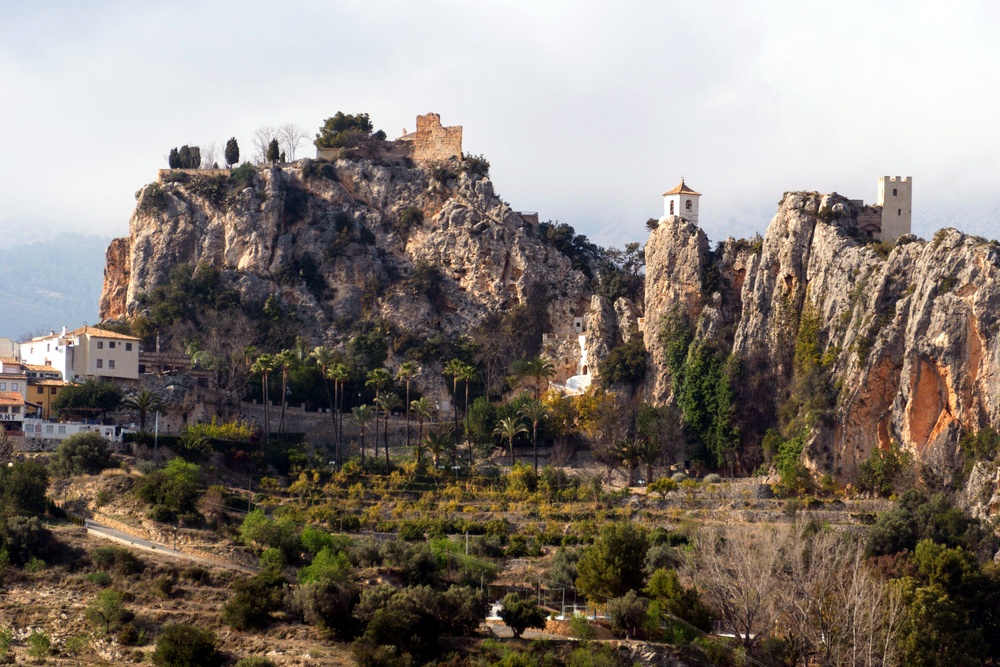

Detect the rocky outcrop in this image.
[643,191,1000,479]
[100,153,633,405]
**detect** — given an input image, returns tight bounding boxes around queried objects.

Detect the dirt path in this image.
[81,515,257,574]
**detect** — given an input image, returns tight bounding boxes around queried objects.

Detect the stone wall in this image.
[408,113,462,163]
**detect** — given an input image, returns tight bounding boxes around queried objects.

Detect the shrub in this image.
[569,613,595,640]
[49,431,115,476]
[235,658,276,667]
[606,590,649,638]
[152,623,222,667]
[394,206,424,235]
[135,458,202,522]
[289,579,361,639]
[86,589,132,635]
[703,473,722,484]
[670,472,687,483]
[0,460,49,517]
[498,593,546,639]
[463,153,490,178]
[648,478,678,498]
[298,547,351,584]
[575,522,648,600]
[222,570,285,631]
[0,515,49,566]
[91,545,144,576]
[230,162,256,189]
[238,508,299,555]
[26,631,50,658]
[87,571,112,586]
[154,575,175,598]
[859,441,910,496]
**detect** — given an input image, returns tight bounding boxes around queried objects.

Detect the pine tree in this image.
[224,137,239,168]
[266,138,280,163]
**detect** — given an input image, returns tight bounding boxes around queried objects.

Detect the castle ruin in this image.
[397,113,463,163]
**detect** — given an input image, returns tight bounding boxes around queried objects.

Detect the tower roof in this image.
[662,179,701,197]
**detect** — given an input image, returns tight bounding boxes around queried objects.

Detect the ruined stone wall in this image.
[411,113,462,163]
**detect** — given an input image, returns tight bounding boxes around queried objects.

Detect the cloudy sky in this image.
[3,0,1000,249]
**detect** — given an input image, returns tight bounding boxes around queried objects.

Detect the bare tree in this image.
[278,123,309,161]
[200,142,219,169]
[252,126,277,164]
[0,428,13,464]
[688,524,786,654]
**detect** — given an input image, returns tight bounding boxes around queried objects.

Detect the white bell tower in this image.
[661,178,701,224]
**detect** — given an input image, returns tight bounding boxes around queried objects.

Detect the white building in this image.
[20,326,140,382]
[661,179,701,223]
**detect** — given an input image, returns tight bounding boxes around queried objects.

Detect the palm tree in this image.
[410,397,435,467]
[328,362,350,466]
[457,362,477,467]
[494,416,528,467]
[616,439,642,487]
[395,361,421,455]
[519,399,548,473]
[375,392,401,473]
[122,389,164,435]
[274,349,296,440]
[517,356,556,399]
[366,368,392,459]
[352,404,375,470]
[424,427,452,469]
[443,359,466,459]
[636,437,664,485]
[251,353,276,446]
[311,346,337,431]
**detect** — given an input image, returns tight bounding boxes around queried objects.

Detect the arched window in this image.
[892,188,897,196]
[669,200,674,214]
[685,199,692,211]
[898,209,902,215]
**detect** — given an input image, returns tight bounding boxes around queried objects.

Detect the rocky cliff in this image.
[100,148,631,401]
[643,191,1000,480]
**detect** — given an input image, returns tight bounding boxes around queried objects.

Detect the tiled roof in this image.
[68,326,139,341]
[0,357,19,364]
[24,364,60,372]
[29,379,66,387]
[0,391,25,405]
[662,179,701,197]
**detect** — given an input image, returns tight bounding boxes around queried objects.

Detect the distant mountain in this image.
[0,234,109,339]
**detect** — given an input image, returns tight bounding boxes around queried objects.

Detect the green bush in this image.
[135,458,201,522]
[498,593,547,639]
[648,478,678,497]
[606,590,649,638]
[230,162,256,189]
[85,589,132,635]
[289,579,361,639]
[859,441,910,496]
[575,522,648,600]
[0,515,49,566]
[91,545,144,576]
[670,472,687,483]
[49,431,115,476]
[152,623,222,667]
[298,547,352,584]
[222,570,285,631]
[87,571,112,586]
[703,473,722,484]
[394,206,424,235]
[26,631,50,658]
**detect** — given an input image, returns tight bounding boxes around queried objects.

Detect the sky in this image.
[3,0,1000,250]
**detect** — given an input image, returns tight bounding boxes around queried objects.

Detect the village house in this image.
[19,326,140,383]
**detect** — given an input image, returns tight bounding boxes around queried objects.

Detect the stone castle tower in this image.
[661,178,701,223]
[877,176,912,243]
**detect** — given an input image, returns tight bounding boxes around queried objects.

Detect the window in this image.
[11,383,17,391]
[97,341,103,349]
[51,387,58,395]
[96,359,103,369]
[12,407,19,414]
[138,365,146,374]
[36,387,44,395]
[126,343,133,351]
[686,199,692,211]
[46,344,50,352]
[669,200,674,214]
[892,188,898,196]
[45,425,53,434]
[898,209,902,215]
[0,383,5,391]
[108,360,116,370]
[57,425,66,434]
[109,341,116,349]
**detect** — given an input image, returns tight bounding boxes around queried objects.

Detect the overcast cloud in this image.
[3,0,1000,249]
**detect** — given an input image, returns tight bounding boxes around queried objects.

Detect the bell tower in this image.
[661,178,701,224]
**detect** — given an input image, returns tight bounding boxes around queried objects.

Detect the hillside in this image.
[0,234,108,338]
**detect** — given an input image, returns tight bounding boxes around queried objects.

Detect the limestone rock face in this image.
[644,192,1000,478]
[100,156,632,408]
[641,216,709,404]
